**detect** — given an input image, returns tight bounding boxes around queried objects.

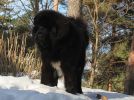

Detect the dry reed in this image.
[0,33,41,78]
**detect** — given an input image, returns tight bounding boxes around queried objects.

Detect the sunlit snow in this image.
[0,76,133,100]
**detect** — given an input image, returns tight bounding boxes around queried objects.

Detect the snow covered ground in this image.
[0,76,134,100]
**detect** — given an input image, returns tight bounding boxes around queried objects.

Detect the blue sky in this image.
[8,0,67,18]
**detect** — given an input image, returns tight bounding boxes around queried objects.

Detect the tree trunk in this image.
[34,0,39,16]
[88,0,99,88]
[45,0,48,9]
[67,0,82,18]
[30,0,39,16]
[108,83,112,91]
[124,35,134,95]
[88,32,99,88]
[53,0,59,11]
[88,65,95,87]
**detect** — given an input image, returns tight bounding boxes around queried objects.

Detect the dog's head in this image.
[32,10,69,48]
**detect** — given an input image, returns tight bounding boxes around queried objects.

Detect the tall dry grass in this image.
[0,33,42,78]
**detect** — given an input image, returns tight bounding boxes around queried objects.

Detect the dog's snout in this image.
[34,26,47,41]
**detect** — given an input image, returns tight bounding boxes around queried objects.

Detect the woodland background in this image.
[0,0,134,95]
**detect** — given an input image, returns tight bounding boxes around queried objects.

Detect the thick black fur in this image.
[32,10,89,94]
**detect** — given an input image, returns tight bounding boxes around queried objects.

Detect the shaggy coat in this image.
[32,10,89,94]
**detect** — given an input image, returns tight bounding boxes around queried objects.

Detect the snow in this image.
[0,76,134,100]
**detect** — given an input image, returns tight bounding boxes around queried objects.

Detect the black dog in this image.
[32,10,89,94]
